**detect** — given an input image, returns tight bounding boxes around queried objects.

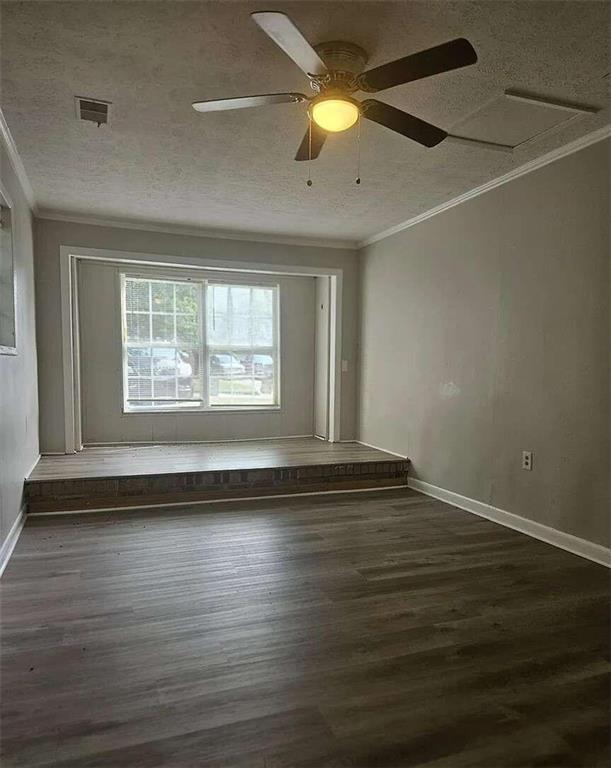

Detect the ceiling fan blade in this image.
[251,11,327,76]
[193,92,306,113]
[295,123,327,161]
[358,38,477,92]
[362,99,447,147]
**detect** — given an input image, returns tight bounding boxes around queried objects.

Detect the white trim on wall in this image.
[0,502,26,578]
[359,124,611,248]
[0,107,36,212]
[0,435,39,576]
[60,254,81,452]
[25,453,41,480]
[355,439,408,460]
[60,245,344,451]
[328,273,342,442]
[408,477,611,569]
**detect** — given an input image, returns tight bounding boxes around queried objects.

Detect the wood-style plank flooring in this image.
[28,438,401,481]
[1,488,609,767]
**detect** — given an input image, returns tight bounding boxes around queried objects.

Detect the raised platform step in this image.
[25,439,409,513]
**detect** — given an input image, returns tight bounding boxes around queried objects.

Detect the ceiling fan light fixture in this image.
[310,96,359,133]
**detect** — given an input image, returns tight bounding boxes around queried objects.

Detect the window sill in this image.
[123,405,282,415]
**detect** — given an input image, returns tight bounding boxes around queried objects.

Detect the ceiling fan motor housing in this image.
[311,41,369,94]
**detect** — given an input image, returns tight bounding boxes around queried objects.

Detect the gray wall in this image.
[358,139,610,547]
[77,260,316,444]
[34,219,359,452]
[0,143,39,552]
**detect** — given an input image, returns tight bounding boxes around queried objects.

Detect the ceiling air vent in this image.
[75,96,111,126]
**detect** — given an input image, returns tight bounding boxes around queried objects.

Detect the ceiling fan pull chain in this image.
[355,112,362,185]
[307,115,313,187]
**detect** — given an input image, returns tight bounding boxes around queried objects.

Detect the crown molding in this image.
[359,123,611,249]
[35,209,358,251]
[0,107,37,212]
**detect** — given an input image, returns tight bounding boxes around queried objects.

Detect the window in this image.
[121,274,279,412]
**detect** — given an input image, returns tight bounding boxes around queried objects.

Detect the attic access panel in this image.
[450,91,597,150]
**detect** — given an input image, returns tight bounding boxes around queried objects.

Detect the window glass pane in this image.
[176,282,199,311]
[207,313,228,346]
[128,378,152,400]
[230,315,251,346]
[152,314,174,343]
[252,318,273,346]
[125,279,149,312]
[126,313,149,342]
[251,287,273,315]
[127,347,152,377]
[176,349,199,400]
[207,284,275,348]
[207,285,228,346]
[152,282,174,312]
[209,349,275,406]
[176,283,200,345]
[231,286,251,313]
[211,284,228,312]
[152,347,177,375]
[153,378,176,399]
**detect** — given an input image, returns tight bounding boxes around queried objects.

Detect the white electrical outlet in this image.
[522,451,533,471]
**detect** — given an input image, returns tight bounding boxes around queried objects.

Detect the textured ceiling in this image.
[1,0,609,244]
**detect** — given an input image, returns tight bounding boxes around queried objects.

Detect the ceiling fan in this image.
[192,11,477,161]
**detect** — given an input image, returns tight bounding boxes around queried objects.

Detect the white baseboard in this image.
[356,439,408,460]
[25,453,41,479]
[408,478,610,568]
[0,502,26,578]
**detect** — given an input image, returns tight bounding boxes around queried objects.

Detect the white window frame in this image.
[119,270,281,414]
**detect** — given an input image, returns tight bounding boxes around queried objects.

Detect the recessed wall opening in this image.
[60,247,344,451]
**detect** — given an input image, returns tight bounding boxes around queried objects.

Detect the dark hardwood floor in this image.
[1,489,609,767]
